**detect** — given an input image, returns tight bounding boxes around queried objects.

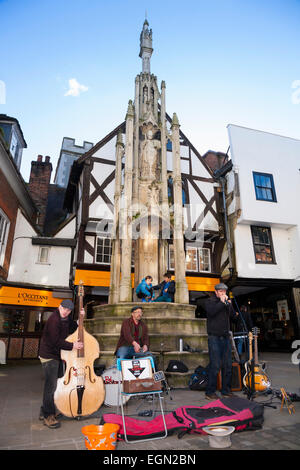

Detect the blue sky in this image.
[1,0,300,182]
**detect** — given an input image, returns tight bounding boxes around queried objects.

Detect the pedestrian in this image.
[204,283,238,400]
[135,275,155,302]
[153,272,175,302]
[115,306,155,364]
[38,299,84,428]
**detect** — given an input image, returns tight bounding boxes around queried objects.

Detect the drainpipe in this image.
[219,176,234,278]
[213,160,234,280]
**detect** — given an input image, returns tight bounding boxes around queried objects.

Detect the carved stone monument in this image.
[110,19,189,302]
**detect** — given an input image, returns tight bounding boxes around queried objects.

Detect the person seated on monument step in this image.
[153,272,175,303]
[136,275,155,303]
[115,306,156,366]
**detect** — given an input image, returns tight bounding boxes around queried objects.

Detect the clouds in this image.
[64,78,88,97]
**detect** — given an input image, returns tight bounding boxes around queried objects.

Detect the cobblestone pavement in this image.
[0,352,299,452]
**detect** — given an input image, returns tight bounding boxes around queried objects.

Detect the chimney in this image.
[28,155,53,232]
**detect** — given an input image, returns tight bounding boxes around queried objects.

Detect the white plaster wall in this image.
[227,124,300,227]
[228,124,300,281]
[93,137,116,160]
[8,209,72,287]
[234,224,296,280]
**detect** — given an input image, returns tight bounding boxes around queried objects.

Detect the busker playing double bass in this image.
[38,299,84,429]
[204,283,238,400]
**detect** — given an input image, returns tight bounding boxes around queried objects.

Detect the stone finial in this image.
[139,19,153,74]
[126,100,134,119]
[116,130,123,146]
[171,112,180,128]
[161,80,166,89]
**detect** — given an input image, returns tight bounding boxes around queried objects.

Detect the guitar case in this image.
[100,396,264,441]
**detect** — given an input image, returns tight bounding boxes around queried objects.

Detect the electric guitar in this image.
[243,328,271,392]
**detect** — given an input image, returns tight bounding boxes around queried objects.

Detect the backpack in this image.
[188,365,209,391]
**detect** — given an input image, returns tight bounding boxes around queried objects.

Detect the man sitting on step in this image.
[115,306,155,365]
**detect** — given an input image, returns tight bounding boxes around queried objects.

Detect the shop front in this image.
[0,285,73,360]
[231,279,299,351]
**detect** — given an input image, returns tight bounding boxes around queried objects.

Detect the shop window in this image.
[0,309,10,333]
[198,247,211,272]
[253,172,277,202]
[37,246,50,264]
[0,208,10,267]
[95,236,112,264]
[27,311,44,332]
[251,226,276,264]
[9,310,25,334]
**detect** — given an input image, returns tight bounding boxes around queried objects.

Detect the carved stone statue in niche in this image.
[140,127,161,181]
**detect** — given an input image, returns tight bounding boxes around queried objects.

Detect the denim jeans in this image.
[116,346,157,368]
[41,359,60,418]
[206,335,232,395]
[235,337,249,358]
[154,295,172,302]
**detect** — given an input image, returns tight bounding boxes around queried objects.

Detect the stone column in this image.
[132,75,140,208]
[160,80,170,277]
[119,100,134,302]
[108,131,124,304]
[171,113,189,304]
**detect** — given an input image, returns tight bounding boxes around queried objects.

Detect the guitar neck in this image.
[254,335,258,365]
[248,334,253,362]
[77,297,85,357]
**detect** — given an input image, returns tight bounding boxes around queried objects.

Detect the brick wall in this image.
[0,168,19,279]
[28,155,52,232]
[203,151,228,172]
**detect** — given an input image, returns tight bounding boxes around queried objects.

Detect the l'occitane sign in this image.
[0,286,62,307]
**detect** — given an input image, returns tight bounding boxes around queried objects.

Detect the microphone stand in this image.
[230,295,249,361]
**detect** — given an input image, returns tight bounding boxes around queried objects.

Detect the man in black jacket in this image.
[153,273,175,302]
[39,299,84,428]
[204,283,238,400]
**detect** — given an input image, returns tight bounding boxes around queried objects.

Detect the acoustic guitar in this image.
[54,281,105,418]
[243,327,271,392]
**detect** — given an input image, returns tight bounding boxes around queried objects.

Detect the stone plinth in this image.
[84,302,209,388]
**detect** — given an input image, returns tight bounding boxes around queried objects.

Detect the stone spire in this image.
[139,19,153,74]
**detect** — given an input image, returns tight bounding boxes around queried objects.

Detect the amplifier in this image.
[217,362,242,392]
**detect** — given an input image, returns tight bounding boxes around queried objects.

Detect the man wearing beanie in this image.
[39,299,84,428]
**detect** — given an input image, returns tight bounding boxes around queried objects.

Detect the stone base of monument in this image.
[84,302,209,388]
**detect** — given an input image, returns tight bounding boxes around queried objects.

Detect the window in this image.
[166,139,172,151]
[168,244,175,270]
[168,244,212,272]
[96,236,112,264]
[198,247,211,272]
[0,208,10,266]
[253,172,277,202]
[37,247,50,264]
[251,226,276,264]
[186,246,198,272]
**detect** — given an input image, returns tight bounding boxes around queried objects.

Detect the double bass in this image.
[54,281,105,418]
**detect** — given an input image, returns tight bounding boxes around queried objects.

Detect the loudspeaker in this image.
[217,362,242,392]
